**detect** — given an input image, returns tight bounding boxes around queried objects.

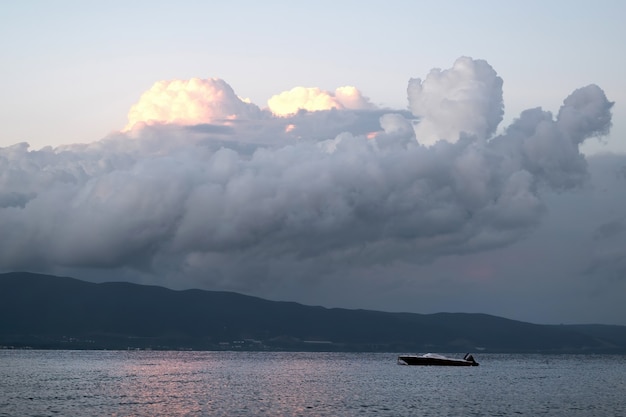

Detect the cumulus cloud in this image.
[408,56,504,145]
[267,86,375,116]
[124,77,263,131]
[0,57,617,303]
[491,84,614,190]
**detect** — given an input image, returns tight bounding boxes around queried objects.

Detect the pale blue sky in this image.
[1,0,624,152]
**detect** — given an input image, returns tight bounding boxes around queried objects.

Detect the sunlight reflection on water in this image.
[1,351,625,416]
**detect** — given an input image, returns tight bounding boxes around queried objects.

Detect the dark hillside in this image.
[1,272,625,352]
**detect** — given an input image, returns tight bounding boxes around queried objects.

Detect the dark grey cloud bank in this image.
[1,57,623,324]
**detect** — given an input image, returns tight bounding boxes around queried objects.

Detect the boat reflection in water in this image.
[397,353,479,366]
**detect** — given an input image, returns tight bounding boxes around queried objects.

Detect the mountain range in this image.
[2,272,625,353]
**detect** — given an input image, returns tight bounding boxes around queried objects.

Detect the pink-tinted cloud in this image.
[124,78,262,131]
[267,86,375,116]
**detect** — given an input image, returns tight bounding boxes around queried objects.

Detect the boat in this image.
[397,353,479,366]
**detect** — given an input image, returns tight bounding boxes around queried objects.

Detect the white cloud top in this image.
[124,78,262,131]
[408,57,504,145]
[267,86,375,116]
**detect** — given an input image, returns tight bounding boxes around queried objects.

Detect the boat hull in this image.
[398,354,479,366]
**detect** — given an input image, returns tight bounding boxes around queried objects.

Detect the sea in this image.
[1,350,625,416]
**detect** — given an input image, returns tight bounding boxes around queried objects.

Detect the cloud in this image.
[267,86,375,116]
[124,77,264,131]
[0,191,35,209]
[0,57,619,317]
[583,154,626,283]
[408,56,504,145]
[491,84,614,190]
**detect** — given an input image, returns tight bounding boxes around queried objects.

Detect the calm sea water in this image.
[1,350,625,416]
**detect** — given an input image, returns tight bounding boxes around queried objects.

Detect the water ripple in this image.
[0,351,625,416]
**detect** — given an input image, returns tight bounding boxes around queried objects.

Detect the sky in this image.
[1,1,625,325]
